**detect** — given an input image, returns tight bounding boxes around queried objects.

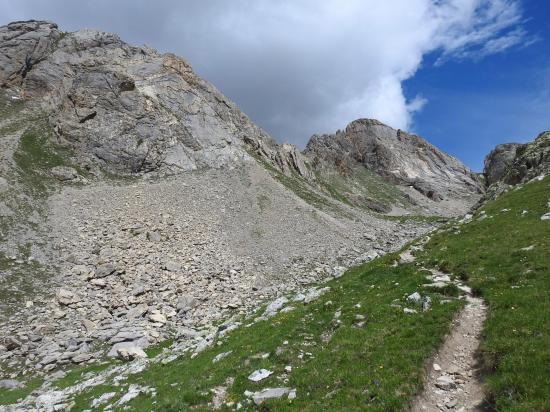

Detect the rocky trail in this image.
[411,287,487,411]
[396,243,488,412]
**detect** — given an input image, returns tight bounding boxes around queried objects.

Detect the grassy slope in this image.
[420,176,550,411]
[0,94,80,314]
[60,255,461,411]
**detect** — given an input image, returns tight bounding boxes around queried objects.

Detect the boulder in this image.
[176,294,197,313]
[246,387,297,405]
[56,288,80,306]
[116,346,148,361]
[107,339,148,358]
[50,166,78,181]
[0,379,23,389]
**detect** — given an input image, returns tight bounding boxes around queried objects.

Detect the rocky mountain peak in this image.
[304,118,483,202]
[0,20,309,177]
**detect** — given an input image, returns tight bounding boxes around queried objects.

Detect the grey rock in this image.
[2,337,21,351]
[51,166,78,181]
[110,329,144,343]
[407,292,422,304]
[484,143,522,185]
[91,392,116,408]
[176,294,197,312]
[126,304,148,319]
[147,231,161,242]
[246,387,296,405]
[435,375,456,390]
[71,353,93,363]
[116,345,147,361]
[56,288,80,305]
[304,119,483,204]
[212,351,232,363]
[248,369,273,382]
[264,297,288,317]
[303,287,330,304]
[107,339,148,358]
[163,260,181,272]
[0,20,307,178]
[149,311,167,324]
[94,263,116,278]
[483,132,550,195]
[0,379,23,389]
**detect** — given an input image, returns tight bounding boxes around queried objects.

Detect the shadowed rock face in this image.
[304,119,484,201]
[0,20,309,177]
[484,132,550,186]
[484,143,522,186]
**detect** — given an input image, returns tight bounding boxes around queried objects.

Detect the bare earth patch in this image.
[411,295,487,411]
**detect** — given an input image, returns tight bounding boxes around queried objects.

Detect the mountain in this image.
[1,20,466,386]
[304,118,483,215]
[5,20,548,412]
[0,20,307,177]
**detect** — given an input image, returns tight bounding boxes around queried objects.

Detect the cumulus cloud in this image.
[0,0,530,146]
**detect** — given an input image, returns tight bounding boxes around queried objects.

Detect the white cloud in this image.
[0,0,531,144]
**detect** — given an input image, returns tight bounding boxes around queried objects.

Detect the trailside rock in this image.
[248,369,273,382]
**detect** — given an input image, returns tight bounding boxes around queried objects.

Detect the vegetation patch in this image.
[63,253,461,411]
[418,176,550,411]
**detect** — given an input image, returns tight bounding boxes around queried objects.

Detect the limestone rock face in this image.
[500,132,550,185]
[483,131,550,189]
[0,20,309,177]
[484,143,522,185]
[304,119,483,201]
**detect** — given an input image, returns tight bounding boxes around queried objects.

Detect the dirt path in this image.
[411,295,487,411]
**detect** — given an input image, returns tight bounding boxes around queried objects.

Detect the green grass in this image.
[13,121,77,197]
[419,176,550,411]
[63,253,461,411]
[0,378,42,406]
[315,166,410,213]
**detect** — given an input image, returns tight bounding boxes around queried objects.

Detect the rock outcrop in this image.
[0,20,309,177]
[483,143,522,185]
[304,119,483,201]
[483,131,550,187]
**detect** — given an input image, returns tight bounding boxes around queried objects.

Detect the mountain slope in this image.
[304,119,483,216]
[0,20,307,177]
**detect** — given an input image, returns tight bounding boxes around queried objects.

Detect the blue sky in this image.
[405,0,550,170]
[1,0,549,171]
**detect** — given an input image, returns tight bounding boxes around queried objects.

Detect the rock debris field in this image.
[0,163,434,378]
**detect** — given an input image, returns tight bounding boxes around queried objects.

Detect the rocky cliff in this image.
[484,131,550,186]
[0,20,309,177]
[304,119,483,202]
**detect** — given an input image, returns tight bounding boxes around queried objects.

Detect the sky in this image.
[1,0,549,170]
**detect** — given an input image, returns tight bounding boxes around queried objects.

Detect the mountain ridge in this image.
[1,20,481,214]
